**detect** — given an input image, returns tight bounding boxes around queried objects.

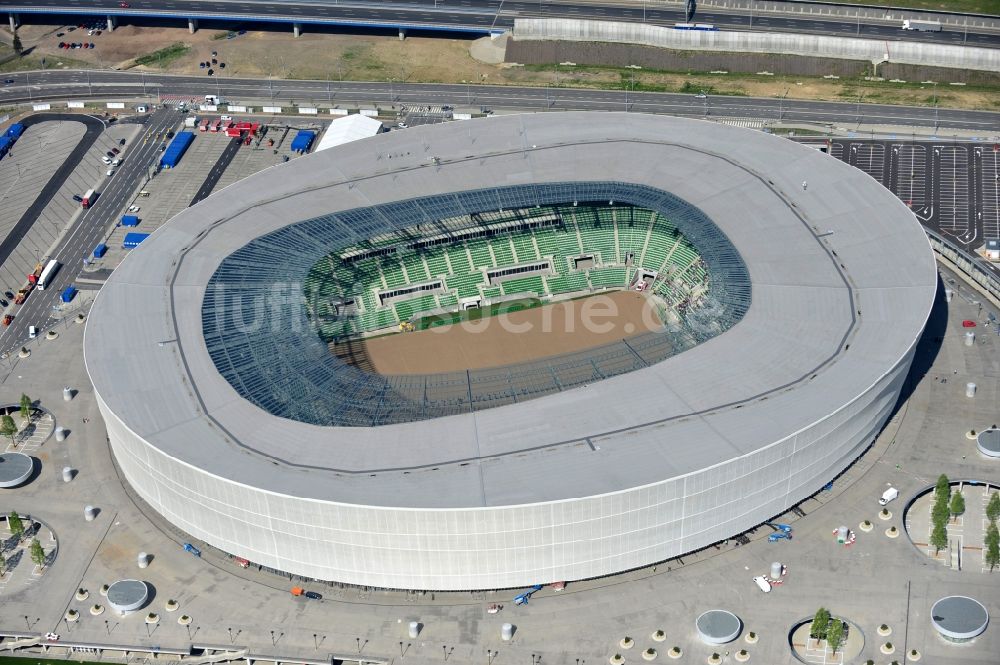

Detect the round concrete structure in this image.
[84,113,936,590]
[977,429,1000,458]
[696,610,742,645]
[0,452,33,488]
[106,579,148,613]
[930,596,989,642]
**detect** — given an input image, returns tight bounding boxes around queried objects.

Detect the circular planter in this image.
[100,584,109,596]
[45,331,58,340]
[178,615,192,626]
[667,647,682,660]
[881,642,895,655]
[620,638,635,650]
[652,630,666,642]
[859,520,874,532]
[642,649,657,661]
[907,648,921,661]
[966,430,978,440]
[89,604,104,616]
[76,313,86,324]
[165,599,179,612]
[65,609,79,622]
[886,526,900,538]
[734,650,750,663]
[75,588,89,601]
[879,509,892,521]
[17,348,29,359]
[745,632,758,644]
[707,654,721,665]
[145,613,159,625]
[609,655,624,665]
[878,624,892,637]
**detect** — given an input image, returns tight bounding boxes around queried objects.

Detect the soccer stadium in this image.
[84,113,937,591]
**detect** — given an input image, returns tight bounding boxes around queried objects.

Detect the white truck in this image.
[902,19,942,32]
[879,487,899,505]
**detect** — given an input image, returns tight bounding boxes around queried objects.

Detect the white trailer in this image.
[902,19,942,32]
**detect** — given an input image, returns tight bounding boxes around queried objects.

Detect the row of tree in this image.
[1,511,47,575]
[985,492,1000,571]
[929,474,964,554]
[0,394,35,449]
[809,607,846,655]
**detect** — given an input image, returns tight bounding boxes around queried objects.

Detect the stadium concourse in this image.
[84,113,937,591]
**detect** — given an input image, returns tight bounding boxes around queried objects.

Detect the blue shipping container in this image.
[123,232,150,249]
[121,215,140,227]
[6,123,24,139]
[159,131,195,169]
[93,243,108,258]
[60,285,77,303]
[290,130,315,154]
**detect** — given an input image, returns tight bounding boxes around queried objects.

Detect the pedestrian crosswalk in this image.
[718,117,765,129]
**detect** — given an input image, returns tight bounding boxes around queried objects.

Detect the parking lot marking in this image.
[893,145,927,211]
[937,146,970,236]
[982,149,1000,241]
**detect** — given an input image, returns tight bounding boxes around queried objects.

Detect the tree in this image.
[930,521,949,555]
[935,474,950,501]
[987,493,1000,524]
[931,499,950,527]
[949,490,966,520]
[0,415,16,448]
[810,607,830,640]
[7,511,24,541]
[985,522,999,572]
[826,619,845,655]
[11,30,21,56]
[29,538,45,569]
[18,394,31,424]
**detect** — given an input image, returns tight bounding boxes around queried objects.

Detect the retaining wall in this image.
[512,19,1000,72]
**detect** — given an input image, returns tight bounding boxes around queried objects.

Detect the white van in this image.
[879,487,899,506]
[101,155,112,165]
[28,325,37,339]
[753,576,771,593]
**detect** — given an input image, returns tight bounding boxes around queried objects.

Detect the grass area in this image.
[0,46,90,73]
[831,0,1000,15]
[416,297,541,330]
[133,42,191,68]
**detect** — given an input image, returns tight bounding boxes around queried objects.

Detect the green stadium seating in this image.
[481,286,502,299]
[425,252,449,278]
[468,240,494,269]
[491,238,516,266]
[511,234,539,263]
[533,227,559,258]
[394,294,439,322]
[381,261,407,289]
[545,272,589,295]
[588,267,627,289]
[446,272,485,299]
[402,254,430,283]
[500,275,544,296]
[356,308,398,332]
[447,247,472,274]
[437,293,458,308]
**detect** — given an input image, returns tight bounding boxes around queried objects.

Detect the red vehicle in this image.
[2,314,13,327]
[232,556,250,568]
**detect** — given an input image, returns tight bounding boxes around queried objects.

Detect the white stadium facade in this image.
[84,113,937,591]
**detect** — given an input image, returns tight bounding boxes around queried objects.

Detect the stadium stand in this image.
[306,204,710,340]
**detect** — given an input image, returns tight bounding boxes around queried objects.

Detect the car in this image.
[102,156,112,165]
[112,158,121,166]
[397,122,408,128]
[28,326,37,339]
[3,79,13,85]
[199,62,205,69]
[238,29,246,35]
[67,26,76,31]
[106,169,115,177]
[120,1,130,7]
[119,138,126,146]
[0,299,7,308]
[111,148,120,154]
[160,144,166,151]
[72,194,83,202]
[207,69,214,76]
[695,93,707,99]
[87,29,94,36]
[83,43,90,49]
[128,205,140,212]
[211,50,218,57]
[57,32,65,37]
[442,105,453,111]
[57,42,66,49]
[2,314,13,327]
[89,43,95,49]
[3,291,13,300]
[219,62,225,69]
[304,591,322,600]
[95,31,101,36]
[106,151,115,158]
[166,131,174,138]
[211,58,217,64]
[108,116,116,123]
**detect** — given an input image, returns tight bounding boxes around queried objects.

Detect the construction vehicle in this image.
[513,584,543,606]
[766,523,792,533]
[768,532,792,543]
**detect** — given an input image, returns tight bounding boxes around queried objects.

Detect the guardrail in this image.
[925,227,1000,307]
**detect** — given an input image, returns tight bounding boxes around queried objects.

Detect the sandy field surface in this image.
[347,290,663,374]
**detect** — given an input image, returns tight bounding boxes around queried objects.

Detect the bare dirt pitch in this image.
[347,290,663,375]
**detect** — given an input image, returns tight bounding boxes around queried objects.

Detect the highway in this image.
[3,70,1000,133]
[0,107,180,353]
[8,0,1000,46]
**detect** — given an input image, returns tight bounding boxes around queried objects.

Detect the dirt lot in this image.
[353,290,662,374]
[3,22,999,111]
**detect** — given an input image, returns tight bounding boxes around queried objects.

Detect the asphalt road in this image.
[0,113,103,276]
[3,70,1000,133]
[9,0,1000,46]
[0,107,180,353]
[190,135,242,205]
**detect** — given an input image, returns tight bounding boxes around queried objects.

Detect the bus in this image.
[37,259,61,291]
[210,118,222,132]
[199,118,210,132]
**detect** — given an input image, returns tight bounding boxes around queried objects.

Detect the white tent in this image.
[315,114,383,153]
